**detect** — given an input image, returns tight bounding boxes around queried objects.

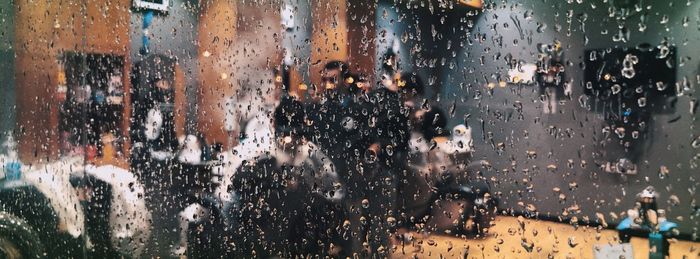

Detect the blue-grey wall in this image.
[0,1,15,142]
[448,0,699,234]
[380,0,699,235]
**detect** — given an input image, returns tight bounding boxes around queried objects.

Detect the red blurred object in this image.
[86,145,98,161]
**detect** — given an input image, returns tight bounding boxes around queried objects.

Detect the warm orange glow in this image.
[457,0,483,9]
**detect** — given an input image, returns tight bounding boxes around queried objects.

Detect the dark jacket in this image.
[367,87,411,164]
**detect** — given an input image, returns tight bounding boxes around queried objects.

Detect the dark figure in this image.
[231,101,349,258]
[337,73,375,175]
[342,60,414,257]
[131,76,178,189]
[307,61,353,153]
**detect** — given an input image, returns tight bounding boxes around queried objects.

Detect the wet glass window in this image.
[0,0,698,258]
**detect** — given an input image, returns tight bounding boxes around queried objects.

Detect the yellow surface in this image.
[390,216,699,259]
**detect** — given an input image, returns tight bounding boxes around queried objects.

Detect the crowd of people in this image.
[129,50,488,258]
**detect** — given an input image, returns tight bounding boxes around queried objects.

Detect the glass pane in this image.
[0,0,697,258]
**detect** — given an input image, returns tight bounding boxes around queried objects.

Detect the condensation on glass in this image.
[0,0,697,258]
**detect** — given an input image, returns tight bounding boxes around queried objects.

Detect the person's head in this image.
[346,73,371,95]
[72,84,91,103]
[154,77,171,91]
[152,76,173,103]
[274,96,307,150]
[321,61,349,91]
[397,72,425,100]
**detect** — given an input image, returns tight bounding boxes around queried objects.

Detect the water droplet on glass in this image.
[536,22,547,33]
[521,238,534,252]
[632,130,639,139]
[611,84,622,94]
[659,165,670,179]
[656,81,668,91]
[622,66,636,79]
[658,45,670,59]
[615,127,626,138]
[637,97,646,107]
[691,136,700,149]
[361,199,370,208]
[526,150,537,159]
[385,145,394,156]
[387,216,397,227]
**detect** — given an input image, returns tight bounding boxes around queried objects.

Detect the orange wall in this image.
[196,1,238,147]
[347,0,377,82]
[310,0,349,86]
[14,0,131,162]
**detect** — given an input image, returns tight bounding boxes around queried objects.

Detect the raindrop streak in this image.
[637,97,646,107]
[692,136,700,149]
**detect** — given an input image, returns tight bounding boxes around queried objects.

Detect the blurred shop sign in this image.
[133,0,169,12]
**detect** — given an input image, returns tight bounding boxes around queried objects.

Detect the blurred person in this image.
[367,52,412,164]
[402,103,492,236]
[403,108,460,222]
[309,65,377,181]
[338,73,374,168]
[59,83,91,155]
[339,51,413,257]
[130,76,179,197]
[307,61,352,152]
[397,72,488,235]
[348,73,372,95]
[213,69,287,207]
[231,102,348,257]
[170,134,226,257]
